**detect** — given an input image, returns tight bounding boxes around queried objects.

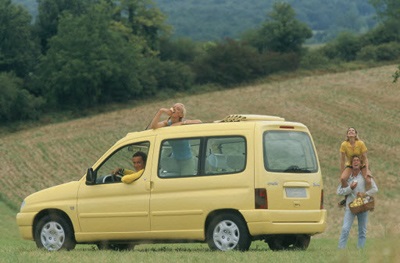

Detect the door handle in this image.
[145,181,153,191]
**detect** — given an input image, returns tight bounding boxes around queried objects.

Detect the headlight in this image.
[20,200,26,211]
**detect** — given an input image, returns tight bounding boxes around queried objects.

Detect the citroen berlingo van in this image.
[17,114,326,251]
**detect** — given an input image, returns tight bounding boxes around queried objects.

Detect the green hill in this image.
[154,0,376,42]
[13,0,376,42]
[1,65,399,239]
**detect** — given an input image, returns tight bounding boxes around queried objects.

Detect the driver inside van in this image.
[112,151,147,184]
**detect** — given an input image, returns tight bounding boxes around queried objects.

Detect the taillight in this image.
[255,188,268,209]
[320,190,324,209]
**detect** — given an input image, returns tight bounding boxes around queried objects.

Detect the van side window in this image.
[95,142,150,184]
[263,131,318,173]
[159,138,200,177]
[205,136,246,175]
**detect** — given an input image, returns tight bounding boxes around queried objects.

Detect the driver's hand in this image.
[112,168,121,175]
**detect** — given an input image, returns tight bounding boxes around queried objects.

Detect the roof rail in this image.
[215,114,285,123]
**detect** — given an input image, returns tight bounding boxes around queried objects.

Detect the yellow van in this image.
[16,114,326,251]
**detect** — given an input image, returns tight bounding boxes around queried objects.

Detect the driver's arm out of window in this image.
[121,169,144,184]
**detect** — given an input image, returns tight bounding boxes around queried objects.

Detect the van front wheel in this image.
[34,214,76,251]
[206,213,251,251]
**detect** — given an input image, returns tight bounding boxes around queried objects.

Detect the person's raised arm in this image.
[148,108,170,129]
[184,119,202,125]
[171,119,202,126]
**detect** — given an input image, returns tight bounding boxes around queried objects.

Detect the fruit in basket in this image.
[361,196,372,204]
[349,197,364,207]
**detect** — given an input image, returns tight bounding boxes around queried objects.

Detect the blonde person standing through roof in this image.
[148,103,202,129]
[340,127,372,191]
[148,103,201,175]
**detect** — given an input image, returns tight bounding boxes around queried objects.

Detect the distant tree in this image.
[0,0,39,77]
[35,0,90,53]
[369,0,400,22]
[159,37,200,63]
[153,0,376,43]
[114,0,170,53]
[250,2,312,54]
[151,59,194,91]
[30,0,176,110]
[368,0,400,82]
[321,32,362,61]
[35,0,168,54]
[393,66,400,83]
[0,72,43,122]
[10,0,38,18]
[361,19,400,46]
[357,42,400,61]
[32,2,145,109]
[193,39,264,85]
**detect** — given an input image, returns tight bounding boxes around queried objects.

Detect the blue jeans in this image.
[338,209,368,249]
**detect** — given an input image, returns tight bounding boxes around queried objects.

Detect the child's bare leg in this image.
[362,168,372,190]
[340,168,352,187]
[338,167,352,207]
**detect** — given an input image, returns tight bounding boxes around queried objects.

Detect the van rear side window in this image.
[158,136,246,178]
[205,136,246,174]
[263,131,318,173]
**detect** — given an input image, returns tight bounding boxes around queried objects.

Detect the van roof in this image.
[124,114,305,140]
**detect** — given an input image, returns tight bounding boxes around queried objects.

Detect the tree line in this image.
[1,0,400,123]
[154,0,377,43]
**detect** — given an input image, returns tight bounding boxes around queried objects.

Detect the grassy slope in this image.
[1,200,399,262]
[0,65,399,240]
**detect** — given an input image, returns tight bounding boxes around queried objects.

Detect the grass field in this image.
[0,65,399,261]
[0,201,399,263]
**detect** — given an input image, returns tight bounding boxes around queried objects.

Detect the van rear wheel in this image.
[206,213,251,251]
[97,242,135,251]
[267,234,311,251]
[293,234,311,250]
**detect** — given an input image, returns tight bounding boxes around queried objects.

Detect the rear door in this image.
[255,124,323,214]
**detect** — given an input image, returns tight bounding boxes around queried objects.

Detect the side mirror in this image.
[86,168,97,185]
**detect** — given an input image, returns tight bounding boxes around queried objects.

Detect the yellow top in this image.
[340,140,367,166]
[121,169,144,184]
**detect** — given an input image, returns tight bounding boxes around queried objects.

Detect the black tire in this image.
[293,234,311,250]
[34,214,76,251]
[268,234,311,251]
[206,213,251,251]
[267,236,286,251]
[97,242,135,251]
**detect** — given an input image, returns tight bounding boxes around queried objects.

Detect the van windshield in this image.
[263,131,318,173]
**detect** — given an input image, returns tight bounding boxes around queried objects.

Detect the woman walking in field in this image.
[338,127,372,206]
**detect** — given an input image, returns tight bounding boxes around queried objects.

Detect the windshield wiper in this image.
[284,165,312,173]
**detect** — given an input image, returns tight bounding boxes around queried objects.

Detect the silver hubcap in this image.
[40,221,65,251]
[213,220,240,251]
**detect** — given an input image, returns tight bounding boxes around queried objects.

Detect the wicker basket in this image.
[349,195,375,214]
